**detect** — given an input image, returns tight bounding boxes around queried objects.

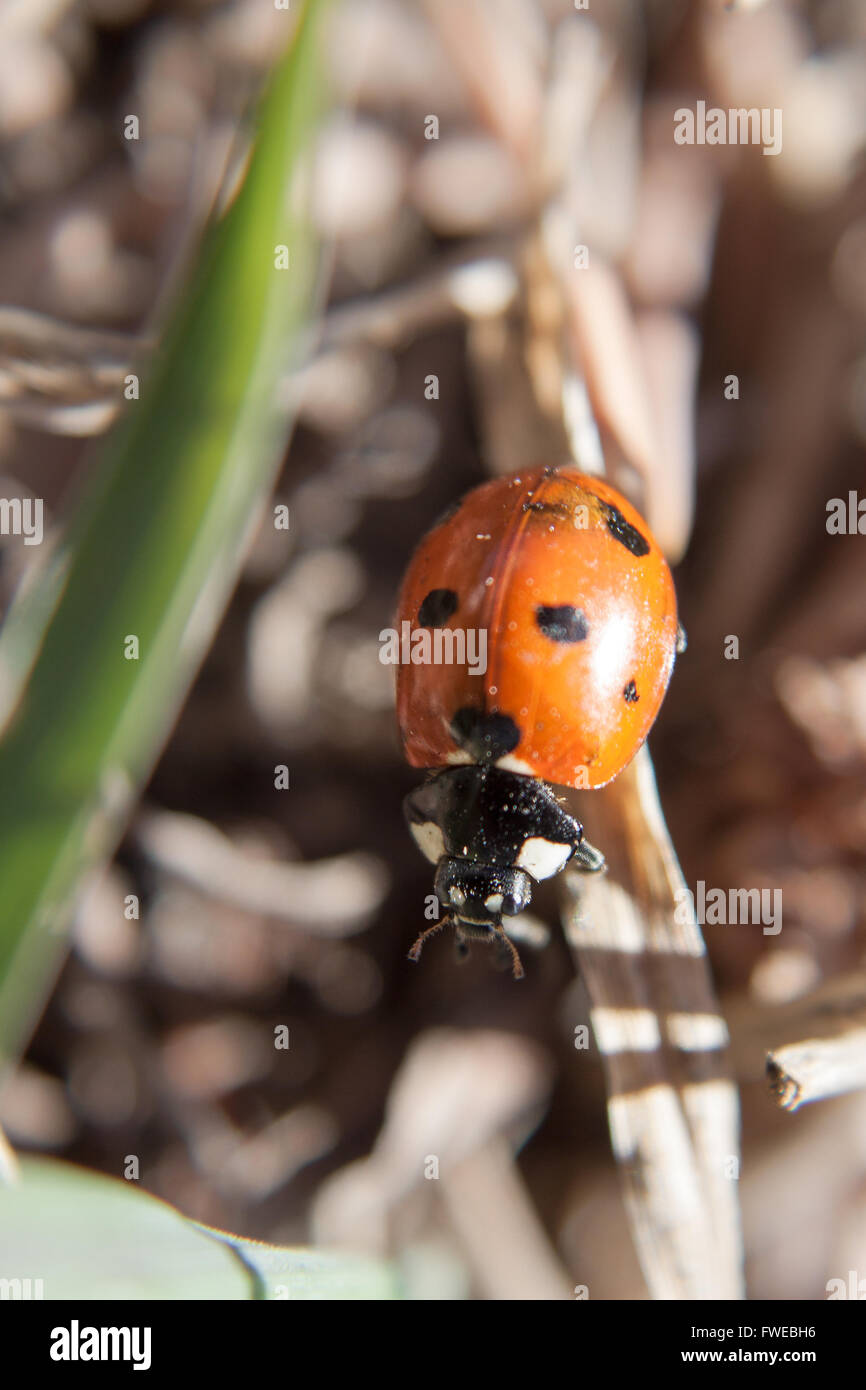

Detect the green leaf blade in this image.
[0,0,327,1063]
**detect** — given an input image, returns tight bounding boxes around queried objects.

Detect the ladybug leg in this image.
[453,930,471,963]
[572,837,606,873]
[493,927,525,982]
[408,915,451,964]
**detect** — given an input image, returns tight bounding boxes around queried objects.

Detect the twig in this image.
[311,1028,566,1298]
[767,1033,866,1113]
[0,251,520,435]
[562,746,744,1300]
[441,1138,572,1300]
[0,307,147,435]
[726,968,866,1111]
[420,0,544,170]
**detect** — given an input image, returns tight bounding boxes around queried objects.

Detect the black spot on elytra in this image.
[450,708,521,762]
[418,588,458,627]
[623,679,639,704]
[536,605,589,643]
[601,502,650,557]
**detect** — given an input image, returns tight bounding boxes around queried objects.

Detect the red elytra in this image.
[395,466,679,790]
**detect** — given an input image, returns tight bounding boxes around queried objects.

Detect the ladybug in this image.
[395,465,683,978]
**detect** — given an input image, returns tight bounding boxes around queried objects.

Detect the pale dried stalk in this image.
[0,253,520,436]
[135,808,388,932]
[634,311,699,564]
[466,310,571,477]
[559,258,661,501]
[441,1138,572,1300]
[311,1028,563,1297]
[768,1033,866,1113]
[562,746,744,1300]
[0,307,146,436]
[726,969,866,1110]
[323,250,520,346]
[420,0,545,169]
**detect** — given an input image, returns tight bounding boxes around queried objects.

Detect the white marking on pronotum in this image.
[493,753,536,777]
[484,892,504,913]
[516,836,572,881]
[409,821,446,866]
[444,749,536,777]
[591,1007,662,1055]
[665,1012,729,1052]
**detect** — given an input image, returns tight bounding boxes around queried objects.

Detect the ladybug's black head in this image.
[410,856,531,978]
[433,857,532,926]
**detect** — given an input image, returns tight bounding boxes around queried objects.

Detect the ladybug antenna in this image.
[408,915,452,964]
[409,915,526,981]
[455,921,526,982]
